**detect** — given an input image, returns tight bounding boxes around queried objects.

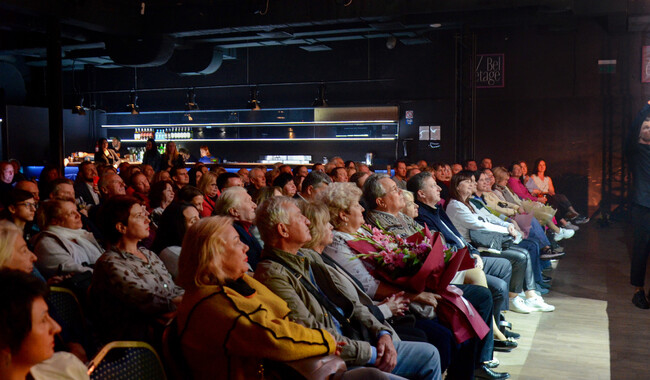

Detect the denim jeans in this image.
[392,340,442,380]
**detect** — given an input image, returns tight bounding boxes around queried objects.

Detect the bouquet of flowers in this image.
[347,223,489,343]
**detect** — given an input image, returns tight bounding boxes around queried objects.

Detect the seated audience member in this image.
[278,164,292,175]
[406,168,421,181]
[526,158,589,225]
[391,160,407,189]
[171,166,190,191]
[98,172,126,201]
[0,161,15,207]
[334,178,505,378]
[330,156,345,168]
[480,158,493,170]
[507,163,547,204]
[211,165,227,176]
[73,162,100,209]
[9,159,25,182]
[313,162,325,173]
[177,186,204,214]
[15,180,40,203]
[446,171,554,314]
[451,163,463,175]
[111,137,128,158]
[175,216,352,380]
[198,145,216,164]
[126,172,151,209]
[401,190,419,219]
[1,189,39,242]
[237,167,250,186]
[265,166,280,186]
[151,170,172,184]
[214,187,262,270]
[293,165,309,192]
[0,269,90,380]
[142,139,161,172]
[197,172,219,218]
[329,167,349,183]
[463,159,478,172]
[162,141,185,172]
[32,200,103,279]
[151,202,200,278]
[91,196,183,343]
[217,172,243,192]
[518,160,530,186]
[417,160,428,172]
[149,180,175,227]
[255,186,283,205]
[272,172,297,197]
[247,167,267,201]
[0,220,37,275]
[349,172,370,190]
[94,138,119,167]
[119,164,139,185]
[38,165,62,203]
[253,196,442,379]
[141,164,155,183]
[188,163,208,187]
[297,170,331,201]
[48,179,76,202]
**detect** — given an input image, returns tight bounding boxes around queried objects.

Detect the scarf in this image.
[47,225,104,261]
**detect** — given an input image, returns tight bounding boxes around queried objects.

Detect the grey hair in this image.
[255,196,297,244]
[316,182,362,228]
[362,173,389,210]
[406,171,433,197]
[214,186,248,216]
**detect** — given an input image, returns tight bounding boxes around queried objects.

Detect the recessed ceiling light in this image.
[430,23,442,28]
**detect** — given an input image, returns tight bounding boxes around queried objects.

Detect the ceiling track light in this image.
[127,90,140,115]
[72,95,87,115]
[312,84,328,107]
[248,86,261,110]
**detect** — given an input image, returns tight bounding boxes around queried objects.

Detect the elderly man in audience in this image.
[32,200,104,278]
[297,170,331,201]
[330,167,349,183]
[98,172,126,200]
[237,167,250,186]
[362,174,505,379]
[214,186,263,270]
[73,161,100,208]
[247,167,267,201]
[254,196,442,379]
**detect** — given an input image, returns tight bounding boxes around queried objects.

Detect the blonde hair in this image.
[492,167,509,187]
[214,187,247,216]
[0,221,22,268]
[176,216,234,289]
[316,182,362,228]
[299,201,330,250]
[197,171,219,196]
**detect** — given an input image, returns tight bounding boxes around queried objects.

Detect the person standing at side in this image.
[629,101,650,309]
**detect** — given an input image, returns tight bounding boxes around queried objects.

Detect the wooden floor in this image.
[493,217,650,380]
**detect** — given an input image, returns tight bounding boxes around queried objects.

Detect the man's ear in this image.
[228,208,238,218]
[376,197,385,209]
[417,189,426,202]
[276,222,289,239]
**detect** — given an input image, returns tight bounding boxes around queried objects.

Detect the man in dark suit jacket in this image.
[73,161,100,209]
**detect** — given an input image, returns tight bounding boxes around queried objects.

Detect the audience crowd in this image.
[0,151,589,380]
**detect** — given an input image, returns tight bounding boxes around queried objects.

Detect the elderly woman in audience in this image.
[214,187,262,271]
[401,190,419,219]
[0,220,38,276]
[151,202,200,278]
[526,158,589,225]
[272,172,297,197]
[446,171,555,314]
[32,200,103,278]
[197,171,219,217]
[91,196,183,343]
[149,179,175,227]
[0,269,90,380]
[175,216,343,380]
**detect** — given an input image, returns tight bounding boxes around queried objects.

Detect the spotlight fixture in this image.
[312,84,328,107]
[185,88,199,111]
[126,90,140,115]
[248,86,261,110]
[72,95,87,115]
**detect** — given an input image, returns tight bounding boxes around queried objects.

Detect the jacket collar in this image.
[261,245,311,277]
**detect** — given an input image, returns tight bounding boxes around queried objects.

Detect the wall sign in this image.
[476,54,504,88]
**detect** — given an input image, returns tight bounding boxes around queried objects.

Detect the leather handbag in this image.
[468,229,514,253]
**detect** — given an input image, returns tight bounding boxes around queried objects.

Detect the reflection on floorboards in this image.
[492,219,650,380]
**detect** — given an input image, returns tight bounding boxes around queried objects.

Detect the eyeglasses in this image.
[17,202,38,209]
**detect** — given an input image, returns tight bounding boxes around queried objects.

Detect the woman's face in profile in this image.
[219,225,250,280]
[16,297,61,368]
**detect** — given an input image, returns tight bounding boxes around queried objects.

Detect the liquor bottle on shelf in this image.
[134,128,139,140]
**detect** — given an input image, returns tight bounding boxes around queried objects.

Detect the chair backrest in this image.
[47,286,86,339]
[87,341,167,380]
[162,319,192,380]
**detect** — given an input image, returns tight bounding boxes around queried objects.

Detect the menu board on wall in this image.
[642,46,650,83]
[476,54,505,88]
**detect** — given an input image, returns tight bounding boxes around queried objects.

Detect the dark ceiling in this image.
[0,0,648,74]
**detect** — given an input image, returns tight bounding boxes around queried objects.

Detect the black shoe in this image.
[542,274,552,282]
[572,215,590,224]
[494,338,518,352]
[633,290,650,309]
[475,364,511,379]
[503,329,521,339]
[540,249,565,260]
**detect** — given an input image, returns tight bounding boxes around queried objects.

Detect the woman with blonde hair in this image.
[175,216,342,380]
[197,171,219,217]
[0,220,37,274]
[162,141,184,172]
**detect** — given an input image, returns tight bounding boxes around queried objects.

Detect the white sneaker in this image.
[524,295,555,312]
[510,296,532,314]
[553,228,575,241]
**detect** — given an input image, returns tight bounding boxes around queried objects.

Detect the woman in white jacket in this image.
[446,171,554,314]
